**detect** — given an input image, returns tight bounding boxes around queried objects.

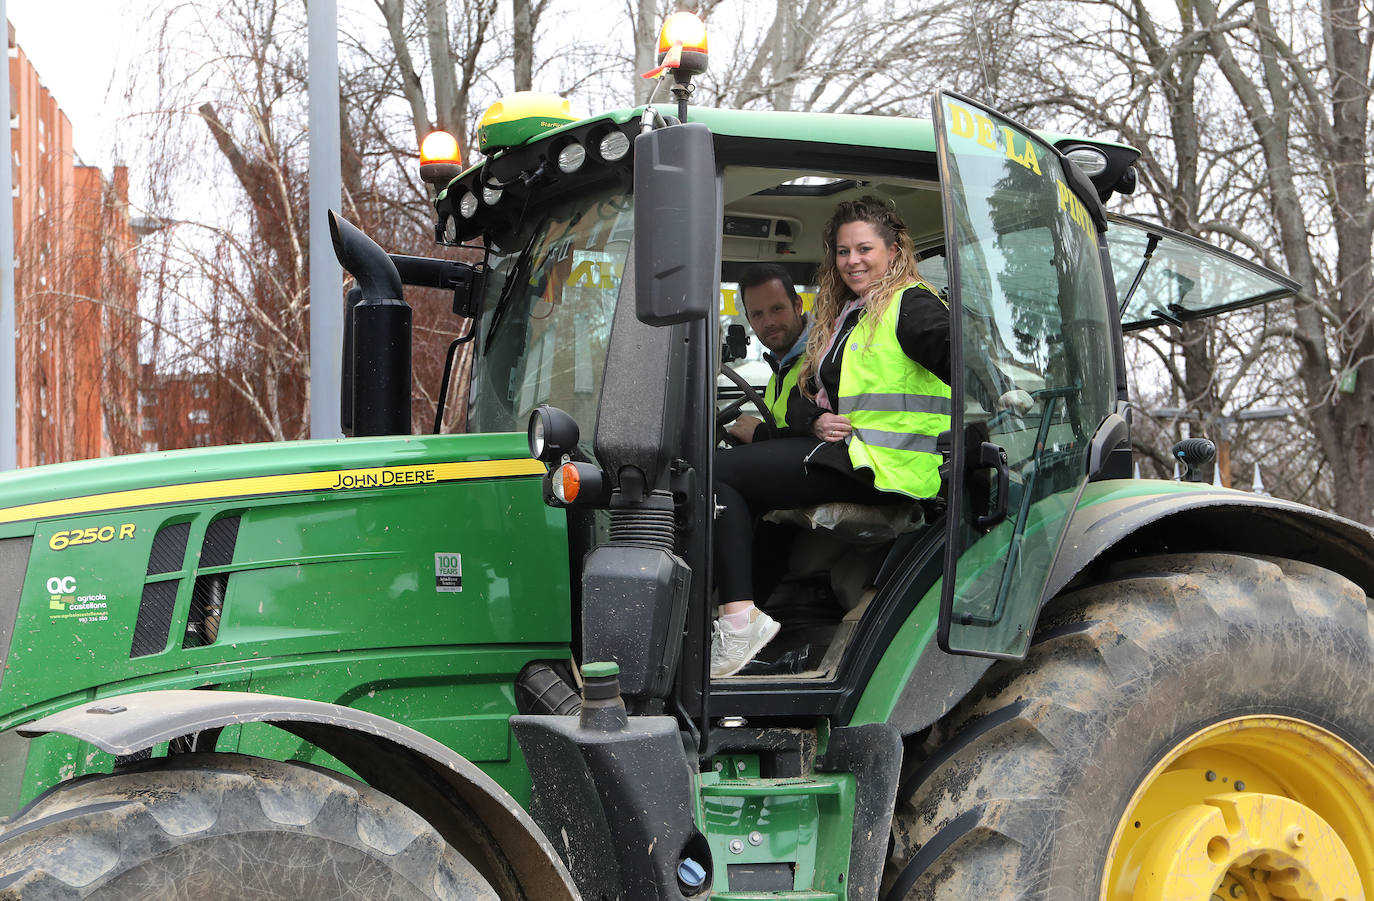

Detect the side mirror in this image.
[632,123,718,325]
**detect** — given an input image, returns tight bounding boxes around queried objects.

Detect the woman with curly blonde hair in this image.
[711,195,953,678]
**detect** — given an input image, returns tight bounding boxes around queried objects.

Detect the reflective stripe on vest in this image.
[838,282,950,499]
[764,358,803,428]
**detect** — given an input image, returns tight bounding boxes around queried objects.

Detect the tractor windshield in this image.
[467,189,633,441]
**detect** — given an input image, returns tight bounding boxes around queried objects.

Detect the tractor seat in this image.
[763,502,926,612]
[762,501,922,544]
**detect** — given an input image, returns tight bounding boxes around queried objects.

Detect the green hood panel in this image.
[0,432,569,800]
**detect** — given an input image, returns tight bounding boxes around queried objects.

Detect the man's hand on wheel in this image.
[727,414,761,443]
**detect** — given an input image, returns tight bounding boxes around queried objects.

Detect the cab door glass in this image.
[932,90,1115,659]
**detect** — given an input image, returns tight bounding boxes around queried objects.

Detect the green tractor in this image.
[2,34,1372,900]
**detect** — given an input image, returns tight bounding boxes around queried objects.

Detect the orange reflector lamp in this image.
[553,462,581,503]
[642,11,709,79]
[419,130,462,187]
[544,460,608,507]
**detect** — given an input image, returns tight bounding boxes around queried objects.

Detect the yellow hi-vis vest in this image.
[764,357,803,429]
[838,283,951,499]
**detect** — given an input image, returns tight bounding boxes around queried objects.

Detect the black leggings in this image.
[714,436,890,603]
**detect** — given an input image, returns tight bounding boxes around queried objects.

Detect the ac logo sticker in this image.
[47,576,76,594]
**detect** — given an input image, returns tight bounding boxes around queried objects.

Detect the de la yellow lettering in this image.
[975,114,998,151]
[1000,127,1042,176]
[948,102,975,139]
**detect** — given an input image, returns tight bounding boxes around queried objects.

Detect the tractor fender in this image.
[880,484,1374,737]
[1045,482,1374,600]
[16,688,578,901]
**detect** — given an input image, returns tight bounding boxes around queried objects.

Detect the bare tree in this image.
[1182,0,1374,523]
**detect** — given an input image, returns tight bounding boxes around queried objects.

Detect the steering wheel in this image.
[717,363,773,446]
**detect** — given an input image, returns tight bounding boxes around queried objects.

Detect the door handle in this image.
[974,441,1009,529]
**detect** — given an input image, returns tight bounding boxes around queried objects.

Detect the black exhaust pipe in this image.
[328,211,411,437]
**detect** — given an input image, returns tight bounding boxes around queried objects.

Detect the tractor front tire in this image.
[885,553,1374,900]
[0,753,497,900]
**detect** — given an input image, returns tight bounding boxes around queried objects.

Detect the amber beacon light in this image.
[419,131,462,188]
[643,11,709,81]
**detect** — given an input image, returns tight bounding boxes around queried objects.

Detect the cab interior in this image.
[714,166,948,679]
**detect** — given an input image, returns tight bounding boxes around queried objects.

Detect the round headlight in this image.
[598,130,630,162]
[458,191,479,219]
[442,215,459,244]
[528,413,546,459]
[527,405,581,464]
[557,142,586,174]
[1064,146,1109,178]
[482,184,503,205]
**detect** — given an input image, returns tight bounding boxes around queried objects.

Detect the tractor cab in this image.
[427,61,1302,725]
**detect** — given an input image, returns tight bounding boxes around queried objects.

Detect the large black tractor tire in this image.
[885,553,1374,900]
[0,753,498,900]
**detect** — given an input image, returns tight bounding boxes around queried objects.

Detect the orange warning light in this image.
[420,131,461,165]
[657,11,708,55]
[642,11,709,79]
[419,131,463,188]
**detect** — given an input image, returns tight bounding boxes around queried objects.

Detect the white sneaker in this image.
[710,609,781,678]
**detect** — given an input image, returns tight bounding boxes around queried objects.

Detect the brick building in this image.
[10,22,140,467]
[137,364,216,451]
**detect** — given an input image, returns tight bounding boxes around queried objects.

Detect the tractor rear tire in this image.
[884,552,1374,900]
[0,753,498,900]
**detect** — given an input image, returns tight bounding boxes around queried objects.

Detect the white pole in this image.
[0,5,15,470]
[308,0,342,439]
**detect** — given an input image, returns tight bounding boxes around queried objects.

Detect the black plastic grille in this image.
[146,522,191,575]
[130,580,179,658]
[200,517,240,567]
[183,574,229,648]
[183,517,240,648]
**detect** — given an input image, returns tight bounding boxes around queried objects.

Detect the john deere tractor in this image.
[1,19,1372,901]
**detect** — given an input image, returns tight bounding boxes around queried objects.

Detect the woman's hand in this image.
[813,411,853,443]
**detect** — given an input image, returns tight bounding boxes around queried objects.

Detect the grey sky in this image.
[9,1,136,168]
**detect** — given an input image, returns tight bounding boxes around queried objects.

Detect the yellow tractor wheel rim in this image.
[1101,715,1374,901]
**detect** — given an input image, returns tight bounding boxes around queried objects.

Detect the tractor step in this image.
[696,755,857,898]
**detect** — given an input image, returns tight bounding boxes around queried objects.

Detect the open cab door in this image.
[933,91,1117,659]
